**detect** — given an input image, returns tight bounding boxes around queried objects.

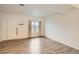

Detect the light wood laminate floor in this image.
[0,37,79,54]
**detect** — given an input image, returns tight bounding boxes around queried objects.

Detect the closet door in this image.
[8,21,24,39]
[8,20,17,40]
[8,20,27,40]
[17,23,25,39]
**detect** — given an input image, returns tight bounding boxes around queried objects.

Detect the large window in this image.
[32,21,40,33]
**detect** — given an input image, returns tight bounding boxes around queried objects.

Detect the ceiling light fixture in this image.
[19,4,24,6]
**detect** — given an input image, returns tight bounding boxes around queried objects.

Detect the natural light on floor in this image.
[29,38,41,54]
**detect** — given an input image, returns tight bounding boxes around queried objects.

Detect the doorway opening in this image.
[29,21,41,37]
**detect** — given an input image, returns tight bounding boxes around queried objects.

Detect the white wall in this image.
[7,15,29,40]
[2,15,8,41]
[2,14,45,41]
[45,9,79,50]
[0,14,2,42]
[0,12,3,42]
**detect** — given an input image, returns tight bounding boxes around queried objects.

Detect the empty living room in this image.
[0,4,79,54]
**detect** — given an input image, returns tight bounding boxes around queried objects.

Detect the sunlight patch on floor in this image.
[29,38,41,54]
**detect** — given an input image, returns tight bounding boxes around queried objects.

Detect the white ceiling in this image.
[0,4,77,17]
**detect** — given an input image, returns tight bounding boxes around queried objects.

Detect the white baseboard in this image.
[46,33,79,50]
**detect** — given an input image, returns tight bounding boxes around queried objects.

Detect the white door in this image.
[17,24,25,39]
[8,20,27,40]
[8,20,17,39]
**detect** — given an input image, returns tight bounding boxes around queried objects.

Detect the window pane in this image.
[32,22,35,25]
[32,21,39,27]
[32,21,40,33]
[35,22,39,26]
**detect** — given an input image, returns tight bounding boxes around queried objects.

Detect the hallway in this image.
[0,37,79,54]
